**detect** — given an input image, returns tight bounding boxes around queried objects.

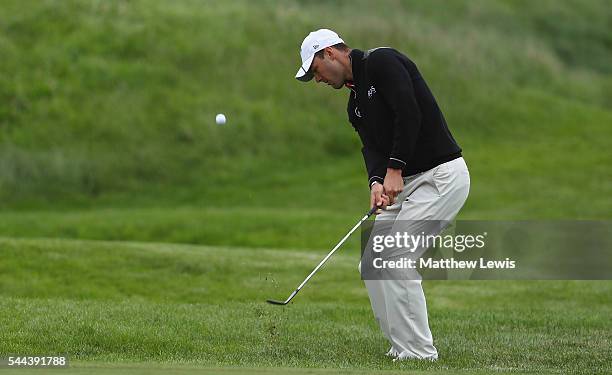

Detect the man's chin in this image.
[332,82,344,89]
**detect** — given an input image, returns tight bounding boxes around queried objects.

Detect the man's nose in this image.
[314,74,322,83]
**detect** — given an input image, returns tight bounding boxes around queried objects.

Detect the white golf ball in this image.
[215,113,226,125]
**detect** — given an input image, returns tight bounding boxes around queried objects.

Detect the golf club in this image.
[266,205,379,305]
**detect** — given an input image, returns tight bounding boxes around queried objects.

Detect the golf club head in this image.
[266,299,289,305]
[267,289,298,306]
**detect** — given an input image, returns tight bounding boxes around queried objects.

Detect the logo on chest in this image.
[367,86,376,99]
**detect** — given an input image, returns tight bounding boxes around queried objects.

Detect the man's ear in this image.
[324,47,335,60]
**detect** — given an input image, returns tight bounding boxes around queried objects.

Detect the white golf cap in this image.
[295,29,344,82]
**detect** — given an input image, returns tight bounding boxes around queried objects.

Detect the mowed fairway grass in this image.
[1,237,610,374]
[1,0,611,374]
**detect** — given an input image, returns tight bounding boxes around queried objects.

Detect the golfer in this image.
[295,29,470,361]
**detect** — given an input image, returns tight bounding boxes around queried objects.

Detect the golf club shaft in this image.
[294,207,376,291]
[269,206,378,304]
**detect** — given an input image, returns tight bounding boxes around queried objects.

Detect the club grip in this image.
[367,205,380,217]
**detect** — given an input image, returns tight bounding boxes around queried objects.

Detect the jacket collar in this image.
[347,49,365,90]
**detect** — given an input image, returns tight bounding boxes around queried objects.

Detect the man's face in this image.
[310,49,345,89]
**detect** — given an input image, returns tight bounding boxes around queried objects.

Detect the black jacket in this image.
[347,48,462,186]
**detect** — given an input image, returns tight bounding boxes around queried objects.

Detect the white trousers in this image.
[362,157,470,360]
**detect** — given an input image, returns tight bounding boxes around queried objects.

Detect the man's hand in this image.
[370,182,390,213]
[383,168,404,205]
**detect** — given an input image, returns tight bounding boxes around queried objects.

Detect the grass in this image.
[0,206,368,249]
[0,0,610,218]
[0,237,610,374]
[0,0,611,373]
[0,365,537,375]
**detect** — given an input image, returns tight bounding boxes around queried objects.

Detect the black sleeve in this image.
[348,95,387,187]
[359,136,387,187]
[367,49,422,170]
